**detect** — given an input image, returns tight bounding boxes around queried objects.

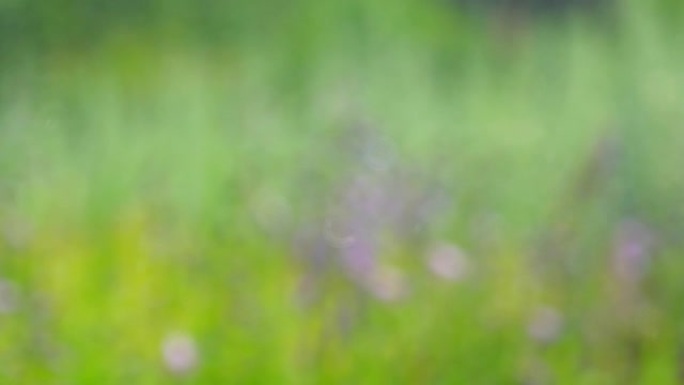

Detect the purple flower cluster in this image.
[294,121,455,300]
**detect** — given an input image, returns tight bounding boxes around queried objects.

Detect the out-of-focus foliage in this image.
[0,0,300,54]
[0,0,681,60]
[1,0,684,383]
[0,0,627,52]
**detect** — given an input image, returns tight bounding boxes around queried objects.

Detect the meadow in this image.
[1,0,684,383]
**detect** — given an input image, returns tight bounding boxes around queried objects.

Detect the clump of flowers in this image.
[294,121,453,300]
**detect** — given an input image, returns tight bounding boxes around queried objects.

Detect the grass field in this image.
[1,1,684,383]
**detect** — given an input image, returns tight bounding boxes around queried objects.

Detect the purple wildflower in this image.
[612,219,654,285]
[296,120,452,300]
[161,332,199,376]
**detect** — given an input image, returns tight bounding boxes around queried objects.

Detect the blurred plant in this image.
[534,131,623,284]
[293,118,453,301]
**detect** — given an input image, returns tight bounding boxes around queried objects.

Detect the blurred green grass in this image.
[1,0,684,383]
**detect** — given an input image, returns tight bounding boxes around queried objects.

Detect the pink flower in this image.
[161,332,199,375]
[426,242,471,282]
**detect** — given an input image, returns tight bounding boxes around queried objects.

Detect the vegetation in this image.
[1,0,684,383]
